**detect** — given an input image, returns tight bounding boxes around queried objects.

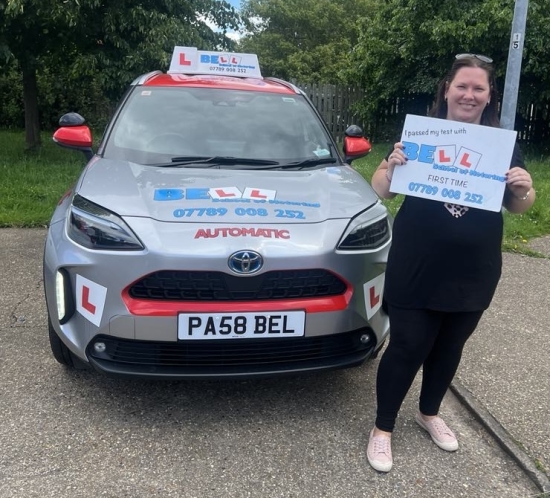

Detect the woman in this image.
[367,54,535,472]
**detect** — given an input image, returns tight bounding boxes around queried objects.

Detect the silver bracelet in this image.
[385,170,393,183]
[516,188,531,201]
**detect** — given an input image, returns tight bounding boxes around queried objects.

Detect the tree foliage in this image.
[345,0,550,131]
[61,0,240,97]
[2,0,549,148]
[0,0,241,148]
[238,0,376,81]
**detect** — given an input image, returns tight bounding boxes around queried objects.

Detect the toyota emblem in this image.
[228,250,263,274]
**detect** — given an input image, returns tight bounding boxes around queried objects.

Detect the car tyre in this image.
[48,318,89,370]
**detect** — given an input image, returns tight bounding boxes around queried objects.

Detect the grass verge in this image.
[1,130,549,256]
[0,131,86,227]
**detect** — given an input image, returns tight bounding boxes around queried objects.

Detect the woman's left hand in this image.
[506,167,533,199]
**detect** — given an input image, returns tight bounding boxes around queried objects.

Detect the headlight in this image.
[337,213,391,250]
[67,194,144,250]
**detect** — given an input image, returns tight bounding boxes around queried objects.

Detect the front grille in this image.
[87,329,375,378]
[129,269,347,301]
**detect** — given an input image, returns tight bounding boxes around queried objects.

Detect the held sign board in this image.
[389,115,517,212]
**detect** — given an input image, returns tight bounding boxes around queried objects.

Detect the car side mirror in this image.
[53,113,94,161]
[343,125,372,164]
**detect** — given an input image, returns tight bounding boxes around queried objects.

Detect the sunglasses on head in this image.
[455,53,493,63]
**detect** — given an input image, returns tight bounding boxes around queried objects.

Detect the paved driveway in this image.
[0,229,541,498]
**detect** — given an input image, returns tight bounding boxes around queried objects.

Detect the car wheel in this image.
[48,318,89,370]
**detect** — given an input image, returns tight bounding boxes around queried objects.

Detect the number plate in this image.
[177,311,305,340]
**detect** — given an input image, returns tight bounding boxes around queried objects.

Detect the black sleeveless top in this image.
[384,143,525,312]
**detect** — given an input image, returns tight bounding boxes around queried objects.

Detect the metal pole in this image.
[500,0,529,130]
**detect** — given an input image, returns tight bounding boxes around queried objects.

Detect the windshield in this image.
[102,87,337,166]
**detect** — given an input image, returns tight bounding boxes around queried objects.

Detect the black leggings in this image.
[375,305,484,432]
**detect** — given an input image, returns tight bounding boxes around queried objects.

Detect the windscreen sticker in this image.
[313,148,330,157]
[76,275,107,327]
[141,91,152,96]
[363,274,385,320]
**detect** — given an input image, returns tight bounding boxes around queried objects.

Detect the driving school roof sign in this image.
[169,47,262,79]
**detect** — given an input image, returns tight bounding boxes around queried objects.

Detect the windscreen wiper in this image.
[152,156,281,167]
[253,157,339,170]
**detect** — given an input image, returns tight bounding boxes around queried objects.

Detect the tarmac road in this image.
[0,228,548,498]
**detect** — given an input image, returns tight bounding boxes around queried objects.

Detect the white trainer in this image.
[415,413,459,452]
[367,429,393,472]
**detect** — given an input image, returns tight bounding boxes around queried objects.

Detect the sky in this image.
[207,0,243,41]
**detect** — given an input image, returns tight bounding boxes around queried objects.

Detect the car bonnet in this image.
[76,159,379,223]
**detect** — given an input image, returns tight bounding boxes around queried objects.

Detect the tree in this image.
[345,0,550,136]
[1,0,75,149]
[0,0,241,150]
[238,0,377,81]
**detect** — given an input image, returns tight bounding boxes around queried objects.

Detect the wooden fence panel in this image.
[292,81,367,143]
[292,80,549,147]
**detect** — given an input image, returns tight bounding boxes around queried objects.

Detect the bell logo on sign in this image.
[403,141,483,171]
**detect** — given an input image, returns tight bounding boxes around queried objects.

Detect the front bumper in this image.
[86,328,378,379]
[44,210,391,379]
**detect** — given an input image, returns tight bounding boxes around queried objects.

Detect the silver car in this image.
[43,48,391,378]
